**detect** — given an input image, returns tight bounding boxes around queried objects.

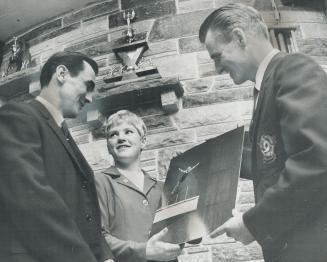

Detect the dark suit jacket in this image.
[0,100,112,262]
[242,52,327,262]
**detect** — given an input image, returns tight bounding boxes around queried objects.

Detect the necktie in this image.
[61,121,70,141]
[249,86,259,142]
[253,86,259,111]
[61,121,91,176]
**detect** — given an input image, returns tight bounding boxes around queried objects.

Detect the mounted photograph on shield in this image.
[150,126,245,244]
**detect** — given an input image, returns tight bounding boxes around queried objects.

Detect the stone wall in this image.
[1,0,327,261]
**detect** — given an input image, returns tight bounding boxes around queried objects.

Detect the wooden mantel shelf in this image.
[0,66,184,128]
[0,67,41,99]
[97,76,184,98]
[86,76,184,127]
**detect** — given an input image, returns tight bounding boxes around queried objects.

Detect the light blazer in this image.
[243,52,327,262]
[0,100,112,262]
[95,166,163,262]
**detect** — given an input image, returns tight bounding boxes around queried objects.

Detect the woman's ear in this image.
[107,140,114,155]
[56,65,69,84]
[231,28,247,48]
[141,136,147,150]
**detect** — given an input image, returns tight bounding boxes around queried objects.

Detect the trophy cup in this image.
[4,37,31,76]
[103,9,159,84]
[123,10,136,43]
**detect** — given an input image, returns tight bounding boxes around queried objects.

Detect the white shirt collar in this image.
[255,49,280,91]
[35,96,64,126]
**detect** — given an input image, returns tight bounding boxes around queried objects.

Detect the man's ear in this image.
[56,65,69,84]
[231,28,247,48]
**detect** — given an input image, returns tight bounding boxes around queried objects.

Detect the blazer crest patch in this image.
[259,134,276,164]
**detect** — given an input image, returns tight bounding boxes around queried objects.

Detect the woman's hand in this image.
[146,228,183,261]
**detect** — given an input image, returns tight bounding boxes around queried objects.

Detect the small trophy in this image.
[4,37,31,76]
[123,9,136,43]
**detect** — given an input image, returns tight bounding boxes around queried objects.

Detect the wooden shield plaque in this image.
[151,126,245,244]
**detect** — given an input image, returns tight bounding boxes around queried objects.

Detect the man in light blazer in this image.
[0,51,113,262]
[200,4,327,262]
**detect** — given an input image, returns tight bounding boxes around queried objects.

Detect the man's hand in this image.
[146,228,183,261]
[208,209,255,245]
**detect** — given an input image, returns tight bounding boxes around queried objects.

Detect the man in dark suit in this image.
[0,51,113,262]
[199,4,327,262]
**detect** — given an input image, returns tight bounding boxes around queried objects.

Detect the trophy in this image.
[4,37,31,76]
[103,9,159,84]
[123,10,136,43]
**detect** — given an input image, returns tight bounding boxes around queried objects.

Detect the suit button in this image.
[142,199,149,206]
[85,214,92,222]
[82,181,88,189]
[263,235,274,247]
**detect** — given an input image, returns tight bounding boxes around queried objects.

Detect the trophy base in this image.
[136,66,159,77]
[103,74,123,83]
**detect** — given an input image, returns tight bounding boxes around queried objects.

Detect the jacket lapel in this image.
[47,118,91,176]
[143,175,157,196]
[29,100,91,177]
[103,166,156,197]
[103,167,141,194]
[116,176,145,196]
[250,52,285,142]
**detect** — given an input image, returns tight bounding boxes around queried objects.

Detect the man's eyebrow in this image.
[85,80,95,92]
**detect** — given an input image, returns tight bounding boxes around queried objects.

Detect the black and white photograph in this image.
[0,0,327,262]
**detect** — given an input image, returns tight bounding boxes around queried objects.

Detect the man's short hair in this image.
[106,110,147,139]
[199,3,269,43]
[40,51,98,88]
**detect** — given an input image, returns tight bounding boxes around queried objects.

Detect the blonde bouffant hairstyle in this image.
[106,110,147,139]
